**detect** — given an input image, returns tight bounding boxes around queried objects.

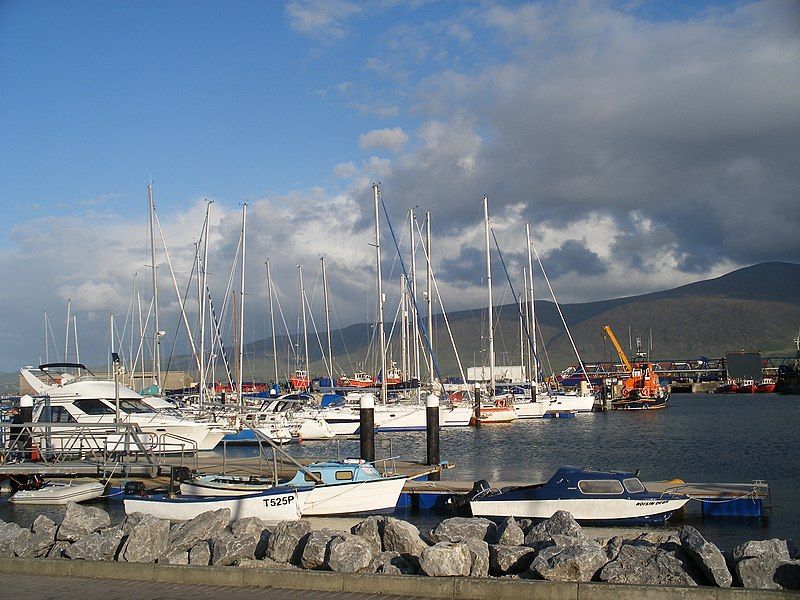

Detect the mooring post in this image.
[426,392,440,481]
[20,394,33,460]
[360,392,375,462]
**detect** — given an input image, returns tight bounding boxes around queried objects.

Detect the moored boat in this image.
[756,378,776,393]
[10,480,105,505]
[469,467,689,524]
[737,379,758,394]
[124,485,312,522]
[471,396,518,424]
[336,371,376,388]
[714,380,739,394]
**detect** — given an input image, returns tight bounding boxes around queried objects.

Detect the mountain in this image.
[184,262,800,381]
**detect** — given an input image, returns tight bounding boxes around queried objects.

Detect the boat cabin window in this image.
[74,399,116,415]
[118,399,156,414]
[303,471,323,482]
[623,478,645,493]
[49,406,77,423]
[334,470,354,481]
[577,479,624,495]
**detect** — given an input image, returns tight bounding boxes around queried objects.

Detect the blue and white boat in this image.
[180,459,407,516]
[469,467,689,524]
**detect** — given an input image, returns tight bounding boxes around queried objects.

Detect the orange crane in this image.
[602,325,668,406]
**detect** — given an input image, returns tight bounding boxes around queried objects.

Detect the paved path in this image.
[6,573,423,600]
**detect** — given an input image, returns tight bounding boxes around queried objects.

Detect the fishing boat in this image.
[124,485,312,522]
[10,480,105,505]
[180,459,407,515]
[469,467,690,524]
[337,371,376,388]
[737,379,758,394]
[603,326,669,411]
[714,380,739,394]
[756,378,776,393]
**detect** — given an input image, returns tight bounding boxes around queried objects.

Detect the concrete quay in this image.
[0,558,796,600]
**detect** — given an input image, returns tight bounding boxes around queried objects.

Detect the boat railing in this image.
[153,432,198,470]
[372,455,399,476]
[0,420,158,469]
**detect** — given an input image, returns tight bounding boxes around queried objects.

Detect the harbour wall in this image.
[0,557,795,600]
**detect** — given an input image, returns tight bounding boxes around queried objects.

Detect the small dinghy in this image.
[469,467,689,525]
[10,480,105,505]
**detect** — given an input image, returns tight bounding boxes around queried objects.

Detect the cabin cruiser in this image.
[20,364,226,452]
[469,467,689,524]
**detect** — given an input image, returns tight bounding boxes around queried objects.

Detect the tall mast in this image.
[199,202,211,408]
[425,211,434,389]
[237,203,247,407]
[321,256,333,384]
[73,315,80,368]
[526,223,537,391]
[43,310,48,364]
[109,313,115,378]
[374,184,388,405]
[298,264,309,385]
[266,260,279,385]
[147,184,161,391]
[409,208,419,381]
[401,274,408,378]
[64,298,71,362]
[484,197,496,395]
[518,293,525,377]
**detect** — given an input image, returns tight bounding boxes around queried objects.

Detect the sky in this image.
[0,0,799,372]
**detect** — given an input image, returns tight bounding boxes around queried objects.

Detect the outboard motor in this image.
[168,466,193,495]
[124,481,146,496]
[446,479,492,512]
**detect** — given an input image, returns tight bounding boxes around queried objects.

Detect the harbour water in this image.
[1,393,797,552]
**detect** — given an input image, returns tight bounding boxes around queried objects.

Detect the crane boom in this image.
[603,325,632,372]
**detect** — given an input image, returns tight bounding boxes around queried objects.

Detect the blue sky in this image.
[1,1,799,371]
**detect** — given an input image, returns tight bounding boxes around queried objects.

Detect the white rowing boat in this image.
[10,480,105,505]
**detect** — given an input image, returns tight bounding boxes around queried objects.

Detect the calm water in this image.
[2,393,797,551]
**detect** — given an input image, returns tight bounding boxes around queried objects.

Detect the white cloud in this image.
[359,127,409,153]
[285,0,362,40]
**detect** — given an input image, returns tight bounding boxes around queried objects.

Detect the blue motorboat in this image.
[469,467,689,525]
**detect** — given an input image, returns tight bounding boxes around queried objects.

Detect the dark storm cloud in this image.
[540,239,607,279]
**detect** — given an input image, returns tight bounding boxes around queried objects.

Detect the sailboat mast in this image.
[374,184,388,405]
[199,202,211,408]
[409,208,419,381]
[426,211,434,389]
[484,197,496,395]
[525,223,537,391]
[237,203,247,407]
[73,315,80,368]
[43,310,48,364]
[64,298,71,362]
[147,184,161,391]
[266,260,279,384]
[321,256,333,384]
[298,264,309,386]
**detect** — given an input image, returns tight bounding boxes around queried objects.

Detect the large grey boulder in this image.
[300,528,339,570]
[529,541,608,582]
[489,544,537,576]
[160,548,189,564]
[732,538,799,590]
[429,517,497,544]
[46,540,70,559]
[211,529,262,566]
[351,516,384,553]
[326,533,378,573]
[65,526,124,561]
[598,542,699,586]
[30,516,58,558]
[120,514,170,563]
[0,522,29,557]
[56,502,111,541]
[370,551,416,575]
[188,541,211,566]
[679,525,732,587]
[419,541,472,577]
[168,509,230,552]
[463,538,490,577]
[495,517,524,546]
[524,511,587,549]
[382,517,428,557]
[265,520,312,564]
[230,517,270,559]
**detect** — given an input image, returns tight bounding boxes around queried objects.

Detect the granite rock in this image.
[679,525,732,587]
[265,520,312,564]
[419,541,472,577]
[120,514,170,563]
[56,502,111,542]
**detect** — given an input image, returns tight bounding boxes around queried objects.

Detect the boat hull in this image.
[542,393,594,413]
[470,497,688,524]
[301,476,408,516]
[512,401,548,419]
[322,405,473,434]
[10,481,105,505]
[124,487,312,522]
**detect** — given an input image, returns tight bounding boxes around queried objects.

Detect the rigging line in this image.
[529,240,591,385]
[161,235,200,384]
[206,289,234,391]
[379,196,446,395]
[489,228,542,373]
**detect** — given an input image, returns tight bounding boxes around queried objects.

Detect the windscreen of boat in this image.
[74,399,116,415]
[623,478,646,493]
[577,479,625,495]
[118,399,156,414]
